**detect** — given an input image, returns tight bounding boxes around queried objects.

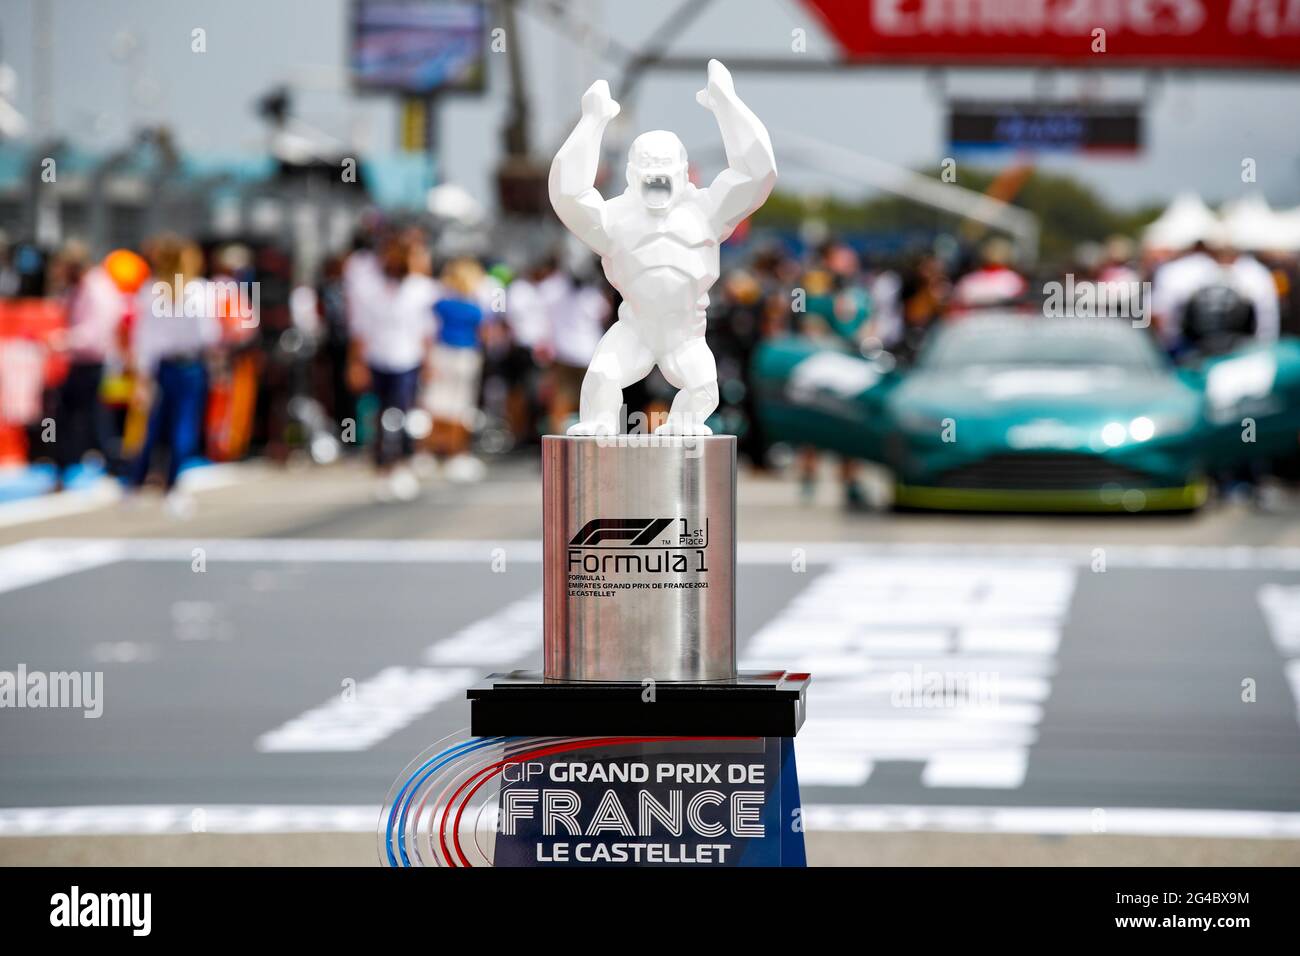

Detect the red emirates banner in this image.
[802,0,1300,69]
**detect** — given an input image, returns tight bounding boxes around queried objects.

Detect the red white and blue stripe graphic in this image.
[379,734,751,867]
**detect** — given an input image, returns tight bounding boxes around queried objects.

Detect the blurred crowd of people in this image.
[1,209,1297,514]
[332,227,615,499]
[703,227,1300,506]
[0,221,621,509]
[1,231,287,515]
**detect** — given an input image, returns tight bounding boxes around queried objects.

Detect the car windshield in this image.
[917,317,1166,372]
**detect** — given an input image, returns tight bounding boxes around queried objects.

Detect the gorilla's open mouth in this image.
[641,174,673,208]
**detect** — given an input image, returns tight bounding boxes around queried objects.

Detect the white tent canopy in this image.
[1142,193,1219,252]
[1221,195,1300,253]
[1276,207,1300,253]
[1144,192,1300,254]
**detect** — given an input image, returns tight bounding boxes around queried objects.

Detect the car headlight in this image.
[1100,413,1193,448]
[1101,421,1128,447]
[1128,416,1156,442]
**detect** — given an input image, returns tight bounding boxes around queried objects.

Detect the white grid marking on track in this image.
[9,538,1300,574]
[256,591,543,752]
[256,666,476,752]
[3,803,1299,839]
[742,558,1075,789]
[1258,585,1300,722]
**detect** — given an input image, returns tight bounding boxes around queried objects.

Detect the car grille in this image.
[933,454,1157,490]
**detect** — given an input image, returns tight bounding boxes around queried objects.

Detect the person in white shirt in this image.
[1227,253,1282,343]
[504,274,551,357]
[346,231,437,499]
[503,261,560,444]
[951,237,1029,314]
[1151,234,1280,352]
[51,241,126,483]
[536,258,610,433]
[128,235,220,509]
[342,237,382,339]
[866,267,903,351]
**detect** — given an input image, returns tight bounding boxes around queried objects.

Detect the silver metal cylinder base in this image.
[542,434,737,682]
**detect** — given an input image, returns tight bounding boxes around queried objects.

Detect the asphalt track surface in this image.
[2,459,1299,862]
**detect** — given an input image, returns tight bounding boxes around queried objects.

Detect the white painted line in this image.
[3,803,1300,839]
[0,465,248,531]
[855,630,950,653]
[1284,659,1300,711]
[0,480,121,529]
[256,666,476,753]
[743,559,1072,790]
[798,720,1038,753]
[1259,584,1300,655]
[16,537,544,564]
[739,541,1300,570]
[1259,585,1300,729]
[0,805,380,836]
[798,758,875,787]
[959,627,1061,655]
[256,593,540,755]
[803,804,1300,839]
[425,592,542,666]
[921,750,1030,789]
[0,539,124,596]
[10,538,1300,571]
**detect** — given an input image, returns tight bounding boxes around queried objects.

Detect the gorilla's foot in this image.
[566,419,618,437]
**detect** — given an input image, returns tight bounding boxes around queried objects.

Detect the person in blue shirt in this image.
[427,258,490,481]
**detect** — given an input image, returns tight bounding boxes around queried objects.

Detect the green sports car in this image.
[752,314,1300,512]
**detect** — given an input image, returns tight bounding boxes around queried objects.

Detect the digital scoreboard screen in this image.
[948,101,1142,155]
[350,0,486,95]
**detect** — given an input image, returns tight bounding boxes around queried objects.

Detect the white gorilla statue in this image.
[549,59,777,436]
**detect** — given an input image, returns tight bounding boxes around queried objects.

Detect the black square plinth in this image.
[467,670,811,737]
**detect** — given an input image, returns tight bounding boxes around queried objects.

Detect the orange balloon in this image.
[103,249,150,293]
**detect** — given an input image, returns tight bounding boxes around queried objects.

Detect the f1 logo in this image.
[569,519,674,547]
